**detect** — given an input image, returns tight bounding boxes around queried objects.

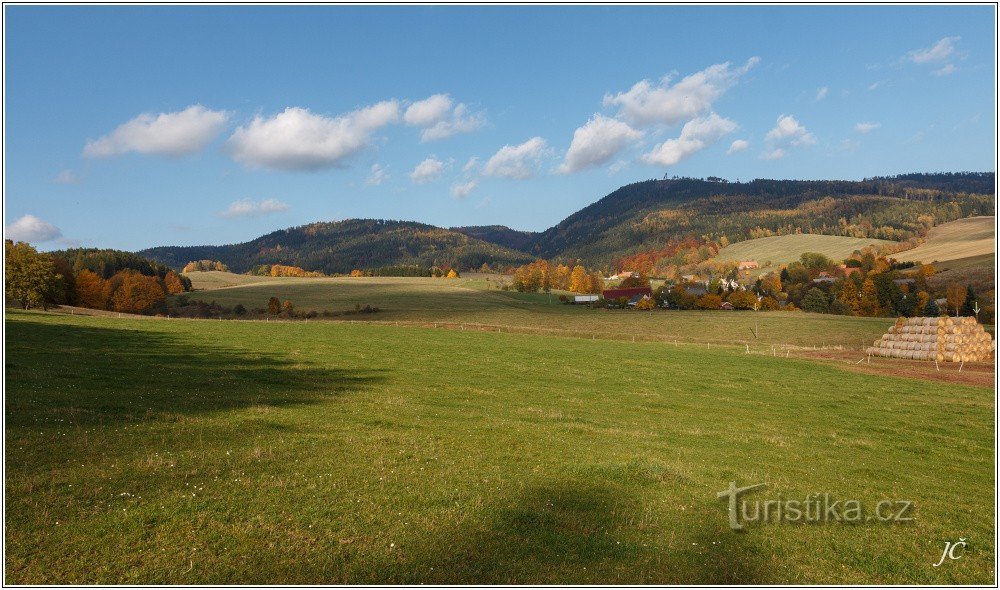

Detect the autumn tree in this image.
[915,291,931,316]
[859,279,882,317]
[163,270,186,295]
[267,297,281,315]
[4,240,60,310]
[74,269,107,309]
[569,265,588,293]
[109,270,166,313]
[726,290,758,310]
[446,269,459,279]
[694,294,723,310]
[836,280,860,314]
[634,296,656,310]
[945,283,966,316]
[282,300,294,316]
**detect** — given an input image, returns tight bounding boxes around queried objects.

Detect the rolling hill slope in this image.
[895,216,995,264]
[713,234,897,274]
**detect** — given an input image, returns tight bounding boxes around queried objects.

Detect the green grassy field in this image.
[900,216,995,265]
[182,272,895,350]
[713,234,896,275]
[5,310,995,584]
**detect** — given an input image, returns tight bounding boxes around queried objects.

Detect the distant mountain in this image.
[139,173,995,273]
[450,225,539,253]
[140,219,534,274]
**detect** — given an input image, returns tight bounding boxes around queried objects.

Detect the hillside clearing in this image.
[897,216,995,265]
[713,234,896,274]
[5,310,994,584]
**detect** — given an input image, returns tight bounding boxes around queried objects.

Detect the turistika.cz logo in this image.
[716,481,915,531]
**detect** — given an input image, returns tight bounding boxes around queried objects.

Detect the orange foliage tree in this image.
[74,269,107,309]
[163,270,186,295]
[109,271,166,313]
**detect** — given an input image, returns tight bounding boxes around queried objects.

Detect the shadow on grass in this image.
[372,478,768,584]
[5,317,387,427]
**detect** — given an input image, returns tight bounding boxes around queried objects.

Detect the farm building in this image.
[840,265,861,278]
[738,260,759,270]
[602,287,652,302]
[574,295,599,304]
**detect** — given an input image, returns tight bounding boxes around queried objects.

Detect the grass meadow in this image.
[714,234,895,275]
[180,272,898,350]
[5,309,995,584]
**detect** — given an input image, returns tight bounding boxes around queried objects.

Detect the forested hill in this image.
[140,219,535,274]
[139,173,993,273]
[525,173,995,263]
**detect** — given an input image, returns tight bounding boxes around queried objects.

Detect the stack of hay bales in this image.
[867,316,994,362]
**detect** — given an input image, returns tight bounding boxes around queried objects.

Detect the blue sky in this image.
[4,5,996,251]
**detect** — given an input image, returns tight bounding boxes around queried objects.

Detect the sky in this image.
[4,5,997,251]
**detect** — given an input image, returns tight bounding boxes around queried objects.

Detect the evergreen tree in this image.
[961,285,978,317]
[802,287,830,313]
[924,297,940,317]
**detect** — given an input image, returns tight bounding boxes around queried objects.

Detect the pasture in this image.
[899,216,995,265]
[182,272,895,349]
[5,310,994,584]
[713,234,895,274]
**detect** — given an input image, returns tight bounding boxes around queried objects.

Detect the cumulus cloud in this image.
[404,94,453,127]
[5,214,62,243]
[218,198,290,219]
[641,113,738,167]
[227,102,400,171]
[558,114,642,174]
[910,36,960,64]
[410,157,445,184]
[53,170,81,184]
[483,137,549,179]
[450,180,478,199]
[815,86,829,101]
[855,122,881,134]
[84,105,228,158]
[761,148,787,161]
[603,57,759,127]
[365,163,389,186]
[766,115,816,146]
[727,139,749,154]
[405,94,486,141]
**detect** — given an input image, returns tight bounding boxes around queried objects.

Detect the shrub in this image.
[694,294,723,310]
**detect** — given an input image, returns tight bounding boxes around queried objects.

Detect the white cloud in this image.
[53,170,80,184]
[483,137,548,179]
[641,113,738,167]
[932,64,957,76]
[227,102,400,171]
[462,157,480,174]
[868,81,882,91]
[727,139,749,154]
[608,160,629,175]
[558,114,642,174]
[766,115,816,146]
[450,180,478,199]
[815,87,829,101]
[603,57,759,127]
[218,198,290,219]
[84,105,228,158]
[410,157,445,184]
[855,122,881,134]
[365,163,389,186]
[5,214,62,243]
[761,148,787,161]
[404,94,453,127]
[910,36,960,64]
[405,94,485,141]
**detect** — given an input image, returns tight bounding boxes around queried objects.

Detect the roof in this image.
[602,287,652,300]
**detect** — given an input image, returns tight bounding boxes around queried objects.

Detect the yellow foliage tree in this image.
[446,269,459,278]
[859,279,882,317]
[569,265,588,293]
[945,283,966,316]
[109,271,166,314]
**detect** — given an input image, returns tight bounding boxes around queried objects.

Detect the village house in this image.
[840,264,861,278]
[812,272,837,284]
[573,294,599,304]
[738,260,759,271]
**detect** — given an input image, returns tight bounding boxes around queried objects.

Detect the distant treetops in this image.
[182,260,230,273]
[4,240,190,313]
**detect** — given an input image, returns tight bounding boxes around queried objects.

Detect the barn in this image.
[602,287,653,303]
